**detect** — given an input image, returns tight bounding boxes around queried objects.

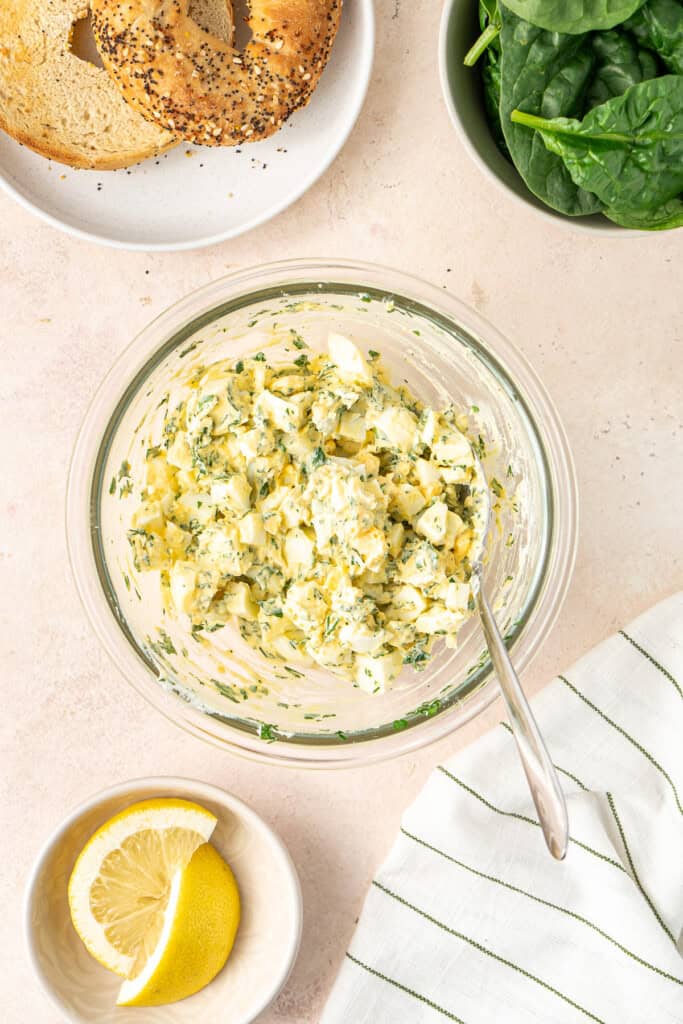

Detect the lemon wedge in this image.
[117,841,241,1006]
[68,797,217,978]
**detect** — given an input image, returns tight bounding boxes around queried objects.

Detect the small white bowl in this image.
[25,777,302,1023]
[438,0,630,236]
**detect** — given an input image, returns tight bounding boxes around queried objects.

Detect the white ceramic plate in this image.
[0,0,374,251]
[25,777,302,1024]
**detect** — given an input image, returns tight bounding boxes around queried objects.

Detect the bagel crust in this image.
[0,0,177,169]
[91,0,343,146]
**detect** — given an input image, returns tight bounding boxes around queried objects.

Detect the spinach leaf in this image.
[625,0,683,74]
[499,6,604,214]
[482,59,511,157]
[587,29,660,108]
[499,0,651,33]
[500,0,646,33]
[511,76,683,212]
[605,194,683,227]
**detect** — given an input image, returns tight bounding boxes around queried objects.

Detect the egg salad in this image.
[128,334,484,693]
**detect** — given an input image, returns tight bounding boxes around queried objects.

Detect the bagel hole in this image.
[232,0,254,49]
[188,0,252,48]
[70,13,104,68]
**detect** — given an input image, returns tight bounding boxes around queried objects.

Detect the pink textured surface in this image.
[1,2,681,1021]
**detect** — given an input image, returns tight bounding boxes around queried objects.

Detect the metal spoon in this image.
[468,454,569,860]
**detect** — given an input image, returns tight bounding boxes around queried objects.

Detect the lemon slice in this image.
[68,797,216,977]
[117,842,241,1006]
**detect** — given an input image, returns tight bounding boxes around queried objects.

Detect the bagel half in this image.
[0,0,234,169]
[91,0,343,147]
[0,0,175,169]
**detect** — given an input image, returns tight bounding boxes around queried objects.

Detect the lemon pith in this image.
[67,797,216,977]
[117,841,241,1006]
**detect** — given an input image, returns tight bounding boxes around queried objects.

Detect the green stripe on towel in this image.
[399,826,683,986]
[559,675,682,814]
[499,721,590,791]
[437,765,626,873]
[605,792,676,945]
[372,880,607,1024]
[618,630,683,700]
[346,953,468,1023]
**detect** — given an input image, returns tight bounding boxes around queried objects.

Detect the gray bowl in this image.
[438,0,627,235]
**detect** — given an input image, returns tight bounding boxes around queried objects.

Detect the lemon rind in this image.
[67,798,217,977]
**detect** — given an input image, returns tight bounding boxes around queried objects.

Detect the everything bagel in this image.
[91,0,343,147]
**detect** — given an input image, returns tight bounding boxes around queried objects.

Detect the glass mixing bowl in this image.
[67,259,578,766]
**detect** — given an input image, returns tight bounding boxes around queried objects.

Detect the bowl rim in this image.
[437,0,644,238]
[24,775,303,1024]
[66,257,579,767]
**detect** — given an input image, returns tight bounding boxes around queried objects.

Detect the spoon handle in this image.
[476,585,569,860]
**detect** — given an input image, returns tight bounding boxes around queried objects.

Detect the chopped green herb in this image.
[155,630,176,656]
[323,614,339,638]
[212,679,241,703]
[284,665,304,678]
[404,646,429,667]
[416,699,441,718]
[258,723,278,742]
[311,447,327,468]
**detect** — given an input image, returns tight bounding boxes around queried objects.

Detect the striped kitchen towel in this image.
[321,591,683,1024]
